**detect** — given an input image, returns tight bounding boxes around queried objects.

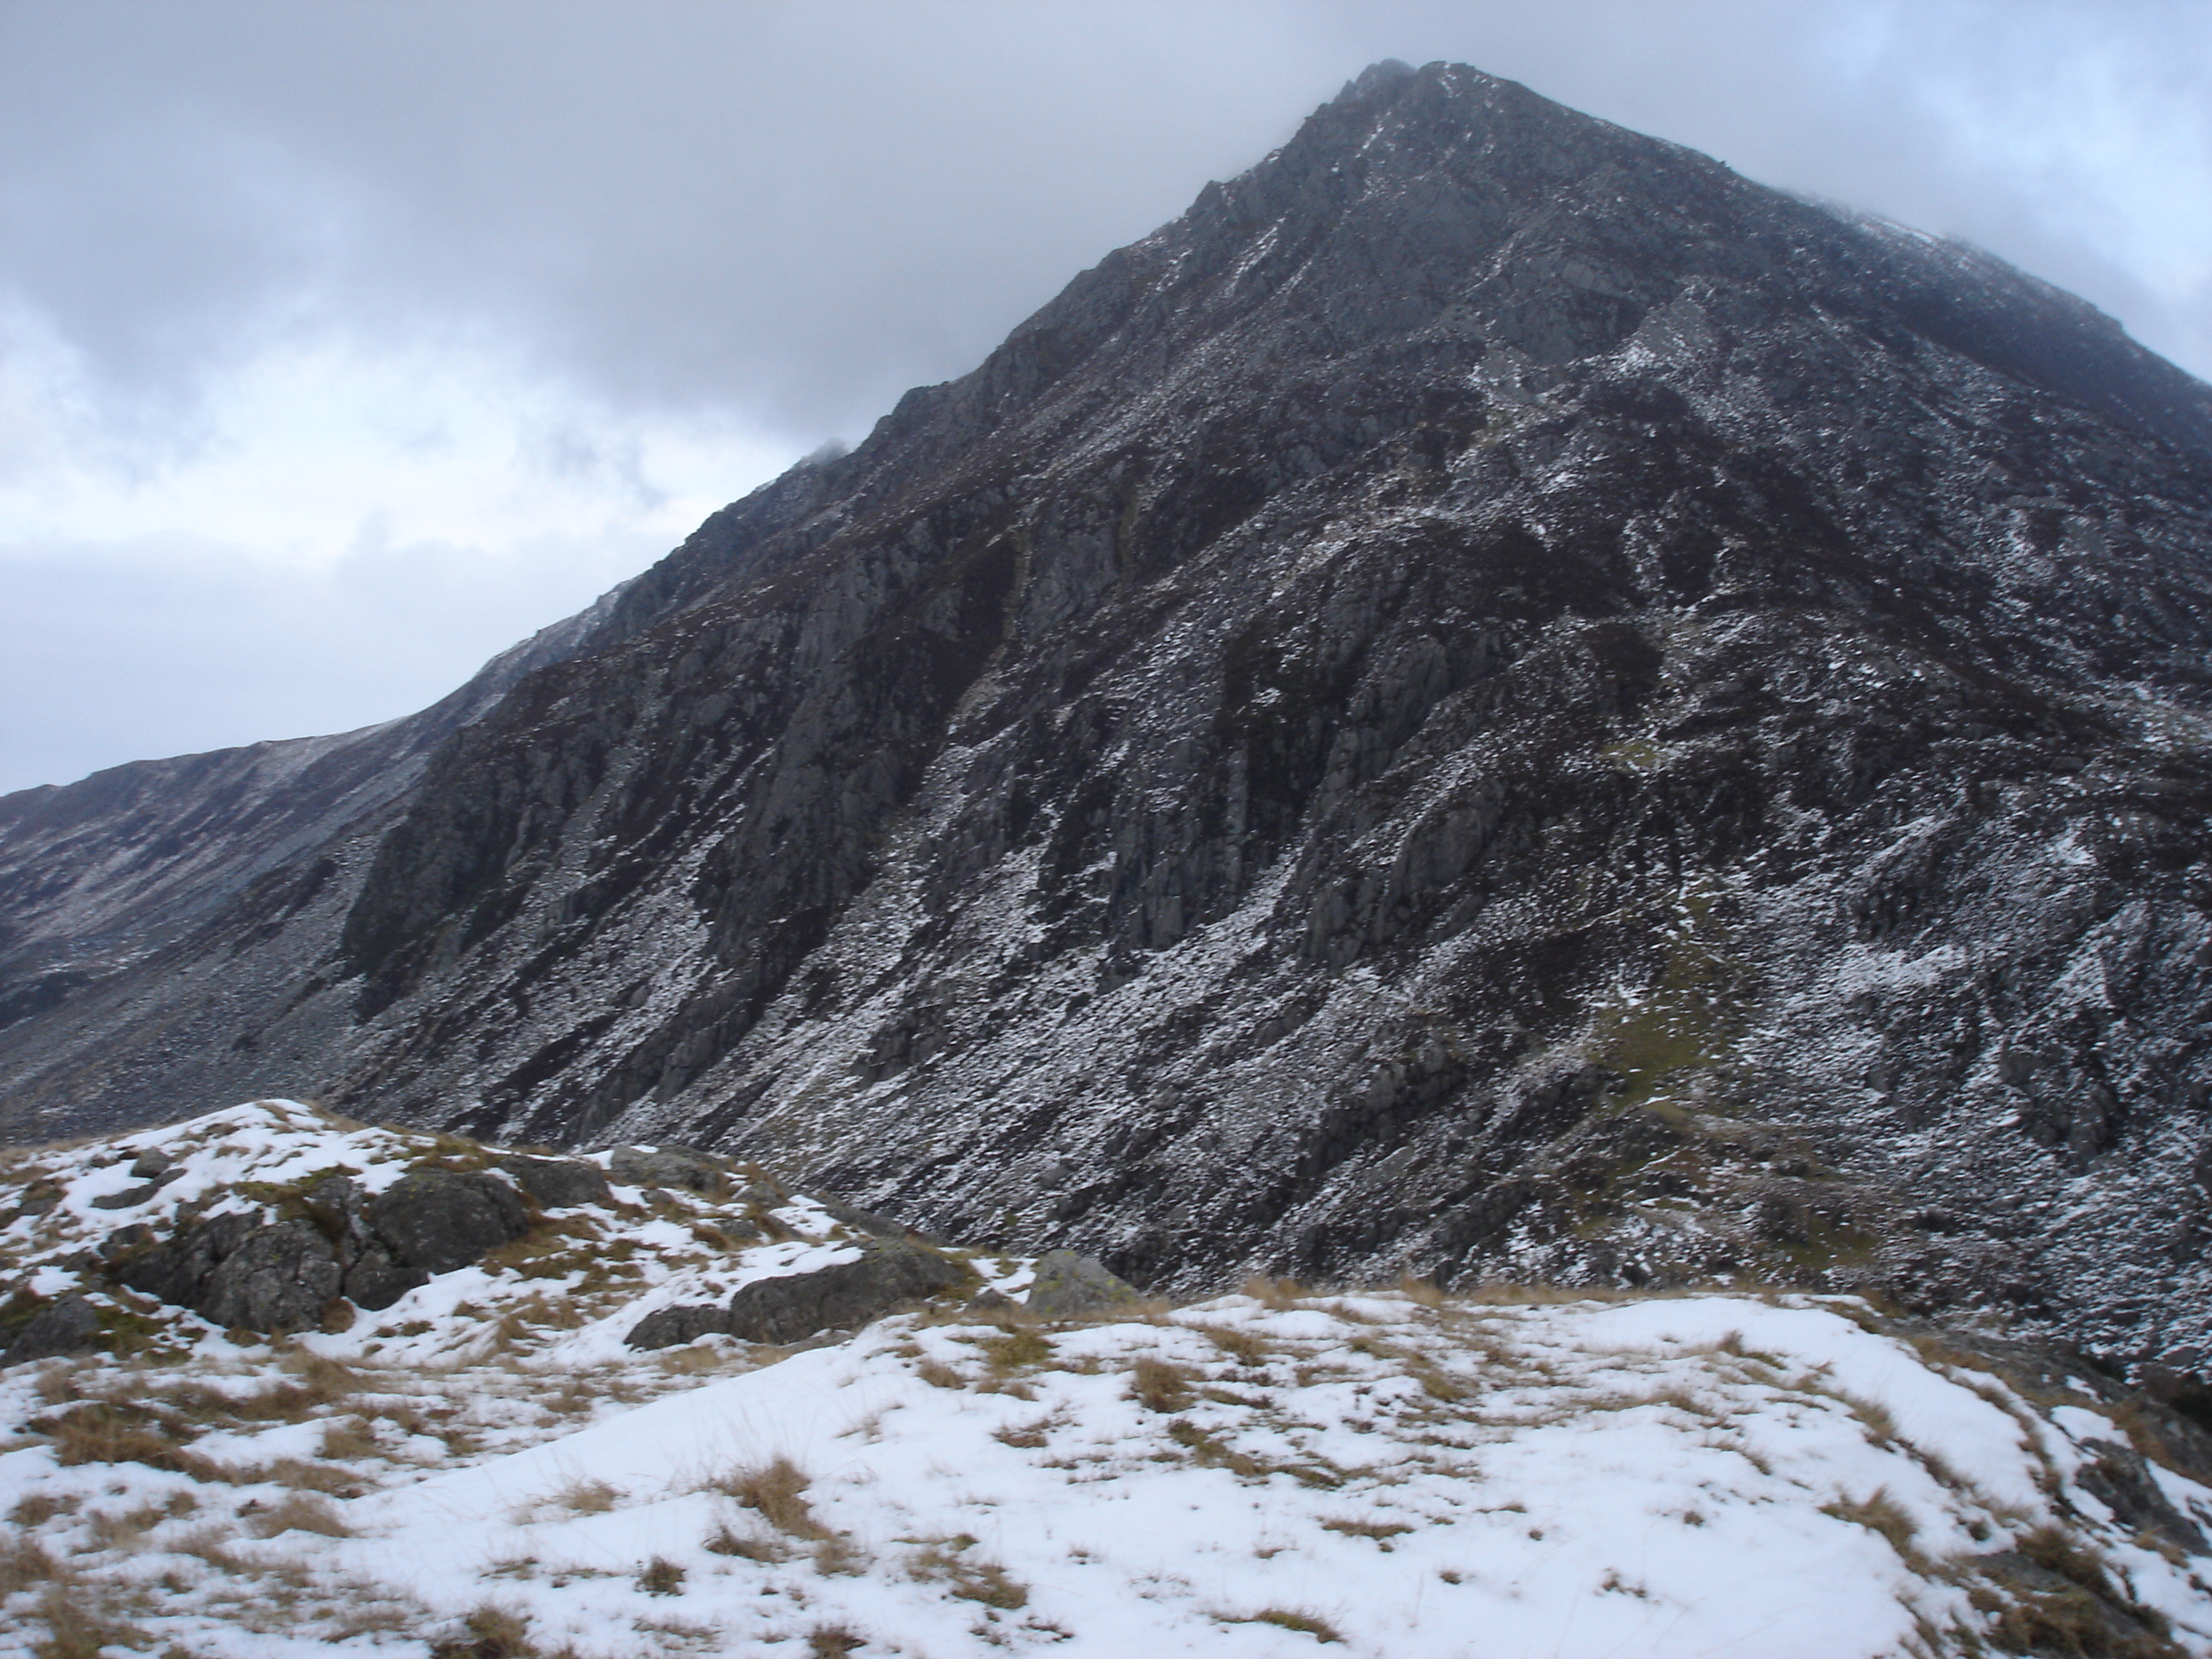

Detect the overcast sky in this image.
[2,0,2207,795]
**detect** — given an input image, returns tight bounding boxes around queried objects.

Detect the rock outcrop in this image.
[112,1167,531,1330]
[626,1239,972,1349]
[4,62,2212,1371]
[1024,1250,1144,1318]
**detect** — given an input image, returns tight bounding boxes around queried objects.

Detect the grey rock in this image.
[113,1168,532,1330]
[496,1155,612,1209]
[2,1295,106,1365]
[97,1223,155,1263]
[608,1145,727,1194]
[126,1150,172,1179]
[116,1212,339,1335]
[365,1170,528,1276]
[626,1239,970,1349]
[304,1176,425,1311]
[91,1169,178,1210]
[1024,1250,1143,1319]
[810,1193,928,1239]
[622,1301,736,1351]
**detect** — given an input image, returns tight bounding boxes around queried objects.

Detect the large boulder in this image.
[608,1144,728,1194]
[116,1212,341,1333]
[495,1155,611,1209]
[1,1295,106,1365]
[114,1167,532,1330]
[1024,1250,1143,1318]
[366,1170,528,1275]
[626,1240,970,1350]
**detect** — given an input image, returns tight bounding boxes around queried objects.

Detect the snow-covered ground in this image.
[5,1104,2212,1656]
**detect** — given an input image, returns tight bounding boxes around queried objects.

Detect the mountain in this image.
[4,60,2212,1374]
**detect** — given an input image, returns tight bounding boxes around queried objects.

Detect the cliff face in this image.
[6,61,2212,1368]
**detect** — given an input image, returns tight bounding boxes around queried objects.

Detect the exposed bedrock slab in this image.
[626,1240,973,1349]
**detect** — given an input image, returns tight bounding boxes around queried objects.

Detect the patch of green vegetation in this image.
[234,1166,360,1208]
[1591,887,1750,1107]
[1598,737,1666,775]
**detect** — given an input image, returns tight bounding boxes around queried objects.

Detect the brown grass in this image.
[704,1522,786,1563]
[9,1493,78,1528]
[247,1493,353,1539]
[1231,1608,1342,1643]
[1394,1273,1447,1308]
[0,1533,62,1596]
[1240,1276,1312,1310]
[430,1603,538,1659]
[318,1416,384,1460]
[34,1401,215,1478]
[1193,1323,1273,1368]
[805,1626,864,1658]
[1127,1356,1196,1413]
[85,1491,195,1551]
[977,1327,1052,1374]
[708,1457,825,1539]
[907,1537,1027,1609]
[1821,1487,1926,1572]
[27,1582,148,1659]
[636,1557,686,1596]
[1321,1516,1415,1546]
[253,1457,367,1494]
[552,1479,620,1515]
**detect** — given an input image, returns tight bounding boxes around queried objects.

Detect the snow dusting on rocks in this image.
[4,1103,2212,1656]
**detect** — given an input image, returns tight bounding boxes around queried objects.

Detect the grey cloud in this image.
[5,0,2198,456]
[0,526,667,795]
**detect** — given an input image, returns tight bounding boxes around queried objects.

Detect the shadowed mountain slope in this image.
[6,60,2212,1370]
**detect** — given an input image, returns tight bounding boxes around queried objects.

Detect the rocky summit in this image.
[3,61,2212,1374]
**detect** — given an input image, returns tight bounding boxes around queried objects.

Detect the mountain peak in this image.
[6,67,2212,1385]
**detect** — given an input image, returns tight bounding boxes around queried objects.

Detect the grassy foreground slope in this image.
[3,1104,2211,1656]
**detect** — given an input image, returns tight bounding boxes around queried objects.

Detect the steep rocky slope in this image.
[3,61,2212,1372]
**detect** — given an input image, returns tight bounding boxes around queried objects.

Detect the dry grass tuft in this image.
[28,1581,147,1659]
[1193,1323,1272,1368]
[907,1537,1027,1609]
[317,1416,383,1461]
[812,1534,869,1577]
[247,1492,352,1539]
[1231,1607,1342,1643]
[1321,1516,1415,1547]
[1394,1273,1447,1308]
[977,1327,1052,1374]
[564,1477,626,1514]
[34,1401,215,1478]
[1240,1276,1311,1310]
[806,1625,865,1658]
[705,1522,787,1563]
[1127,1356,1196,1413]
[9,1493,78,1528]
[707,1457,825,1540]
[254,1457,366,1494]
[0,1533,63,1596]
[636,1557,686,1596]
[1821,1487,1932,1574]
[430,1603,538,1659]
